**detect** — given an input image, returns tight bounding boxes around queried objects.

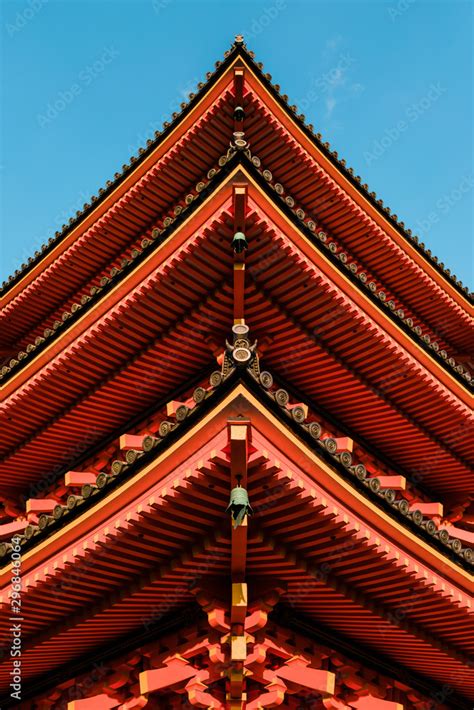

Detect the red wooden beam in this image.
[119,435,148,451]
[228,420,250,490]
[232,184,247,238]
[350,697,404,710]
[0,520,28,540]
[228,419,252,703]
[275,656,335,695]
[233,262,246,325]
[233,66,245,114]
[409,502,443,517]
[67,695,118,709]
[25,499,57,514]
[64,471,98,487]
[374,476,406,490]
[232,183,248,325]
[139,655,196,694]
[321,436,353,453]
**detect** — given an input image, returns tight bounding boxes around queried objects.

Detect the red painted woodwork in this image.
[0,36,471,710]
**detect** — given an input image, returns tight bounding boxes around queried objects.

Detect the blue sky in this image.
[1,0,472,287]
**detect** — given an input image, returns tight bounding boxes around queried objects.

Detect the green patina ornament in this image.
[232,231,248,254]
[226,484,252,528]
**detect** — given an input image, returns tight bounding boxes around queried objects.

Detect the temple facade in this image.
[0,37,472,710]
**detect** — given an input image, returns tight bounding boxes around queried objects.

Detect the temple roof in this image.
[1,152,472,386]
[1,360,471,569]
[0,369,472,704]
[1,37,471,300]
[1,40,473,709]
[0,157,471,536]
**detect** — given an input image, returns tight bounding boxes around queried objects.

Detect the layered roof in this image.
[0,36,473,709]
[0,372,472,705]
[0,158,472,518]
[1,39,472,367]
[1,38,471,299]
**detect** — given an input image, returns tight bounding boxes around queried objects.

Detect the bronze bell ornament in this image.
[232,231,248,254]
[226,484,252,528]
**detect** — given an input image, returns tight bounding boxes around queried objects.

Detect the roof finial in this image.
[234,34,244,45]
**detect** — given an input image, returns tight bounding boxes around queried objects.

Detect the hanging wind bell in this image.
[226,482,252,528]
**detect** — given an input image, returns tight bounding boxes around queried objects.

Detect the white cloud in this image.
[325,96,337,118]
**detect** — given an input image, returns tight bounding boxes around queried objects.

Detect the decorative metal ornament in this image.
[450,538,462,554]
[354,464,367,480]
[96,473,109,489]
[291,406,306,424]
[234,106,245,122]
[82,483,94,499]
[324,438,338,454]
[274,389,289,407]
[209,371,223,387]
[232,231,248,254]
[308,422,322,440]
[233,347,252,364]
[423,519,436,535]
[395,499,409,516]
[368,477,381,493]
[159,420,172,437]
[193,386,207,403]
[339,451,352,468]
[53,504,64,520]
[38,514,51,530]
[259,371,273,389]
[125,449,139,464]
[142,435,158,452]
[25,525,35,540]
[231,135,247,150]
[175,405,189,422]
[233,323,249,338]
[67,494,80,510]
[437,528,450,544]
[226,484,252,528]
[112,460,126,475]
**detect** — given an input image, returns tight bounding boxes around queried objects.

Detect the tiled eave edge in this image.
[235,42,472,301]
[245,154,472,387]
[1,152,471,391]
[1,366,471,572]
[1,39,471,303]
[0,150,239,385]
[0,45,238,296]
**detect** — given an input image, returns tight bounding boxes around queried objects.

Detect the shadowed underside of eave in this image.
[0,169,472,523]
[0,395,472,706]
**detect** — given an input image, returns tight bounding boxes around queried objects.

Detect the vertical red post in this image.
[227,419,251,709]
[232,184,248,326]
